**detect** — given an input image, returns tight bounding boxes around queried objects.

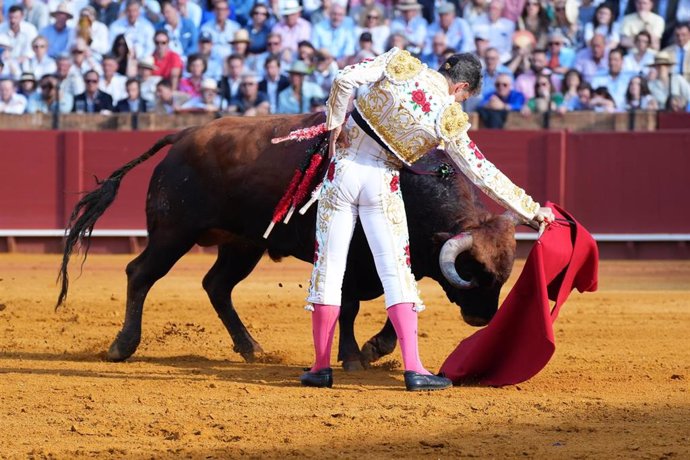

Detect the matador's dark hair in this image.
[438,53,483,96]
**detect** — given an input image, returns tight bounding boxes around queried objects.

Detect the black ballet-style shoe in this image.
[300,368,333,388]
[403,371,453,391]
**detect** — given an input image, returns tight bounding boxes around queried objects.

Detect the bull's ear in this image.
[432,232,454,246]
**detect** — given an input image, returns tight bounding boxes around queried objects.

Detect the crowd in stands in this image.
[1,0,689,119]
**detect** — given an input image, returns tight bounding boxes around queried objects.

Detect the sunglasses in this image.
[367,15,380,19]
[40,84,54,89]
[85,79,99,83]
[268,41,280,46]
[549,41,563,45]
[33,44,47,48]
[252,10,268,15]
[155,40,168,45]
[495,82,510,87]
[240,82,256,86]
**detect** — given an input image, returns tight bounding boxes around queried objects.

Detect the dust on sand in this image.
[1,254,689,458]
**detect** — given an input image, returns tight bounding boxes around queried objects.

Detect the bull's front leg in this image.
[361,318,398,365]
[337,298,367,371]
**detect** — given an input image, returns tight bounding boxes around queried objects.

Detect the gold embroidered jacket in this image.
[326,47,540,221]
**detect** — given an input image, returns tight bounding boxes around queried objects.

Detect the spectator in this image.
[196,31,222,80]
[666,94,688,111]
[109,0,156,59]
[463,0,489,26]
[425,3,474,54]
[177,0,202,29]
[0,77,27,113]
[246,3,271,55]
[584,3,620,50]
[661,22,690,83]
[521,71,565,113]
[277,59,324,114]
[198,0,239,58]
[55,52,84,98]
[473,27,491,60]
[481,47,511,98]
[422,32,450,69]
[114,77,149,112]
[152,29,183,89]
[73,69,113,112]
[17,71,36,97]
[623,30,656,75]
[252,32,292,73]
[227,70,269,115]
[110,33,136,77]
[647,51,690,107]
[390,0,427,55]
[22,35,56,78]
[21,0,49,31]
[472,0,515,63]
[591,47,634,109]
[575,33,609,82]
[621,0,665,49]
[501,0,527,22]
[517,0,549,49]
[271,0,312,54]
[307,0,333,26]
[578,0,597,27]
[353,32,377,60]
[514,49,558,99]
[180,77,221,111]
[1,5,38,63]
[91,0,120,27]
[568,82,593,110]
[387,32,409,52]
[309,95,326,112]
[624,74,658,109]
[657,0,684,48]
[354,4,389,55]
[551,0,580,48]
[219,53,244,103]
[562,68,584,107]
[69,38,102,74]
[99,53,127,102]
[309,48,338,94]
[311,4,355,62]
[230,28,251,59]
[546,29,577,76]
[296,40,316,67]
[158,0,198,57]
[153,77,189,113]
[591,86,617,111]
[258,54,289,113]
[348,0,379,26]
[481,72,526,110]
[26,73,72,112]
[136,56,159,102]
[178,53,205,97]
[74,6,109,56]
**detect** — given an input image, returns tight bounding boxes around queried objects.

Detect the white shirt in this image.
[70,20,110,57]
[471,16,515,63]
[0,92,27,114]
[99,73,127,103]
[200,19,240,59]
[0,21,38,60]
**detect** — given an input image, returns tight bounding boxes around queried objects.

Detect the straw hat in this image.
[437,3,456,14]
[647,51,676,67]
[230,29,250,44]
[280,0,302,16]
[396,0,422,11]
[201,78,218,91]
[287,60,310,75]
[50,2,74,19]
[19,72,36,82]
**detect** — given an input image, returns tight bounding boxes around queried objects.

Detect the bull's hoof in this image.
[234,342,264,363]
[106,333,140,362]
[361,337,396,364]
[342,359,365,372]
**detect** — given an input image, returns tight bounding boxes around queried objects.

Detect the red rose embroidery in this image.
[390,175,400,192]
[421,102,431,113]
[327,161,336,181]
[314,240,319,263]
[469,141,485,160]
[404,244,411,267]
[411,89,427,105]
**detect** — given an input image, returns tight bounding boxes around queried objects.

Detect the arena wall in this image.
[1,129,688,258]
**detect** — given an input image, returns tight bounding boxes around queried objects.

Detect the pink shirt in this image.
[271,17,312,53]
[502,0,526,22]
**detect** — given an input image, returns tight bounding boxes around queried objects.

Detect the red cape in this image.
[439,202,599,386]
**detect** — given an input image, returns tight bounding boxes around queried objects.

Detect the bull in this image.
[57,113,520,370]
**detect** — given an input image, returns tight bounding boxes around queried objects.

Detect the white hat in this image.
[50,2,74,19]
[137,56,156,70]
[281,0,302,16]
[201,78,218,91]
[396,0,422,11]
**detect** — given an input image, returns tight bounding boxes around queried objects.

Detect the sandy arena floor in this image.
[1,253,689,459]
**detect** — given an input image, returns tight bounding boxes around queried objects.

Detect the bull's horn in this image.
[439,233,475,289]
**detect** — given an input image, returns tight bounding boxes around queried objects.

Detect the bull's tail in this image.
[56,132,179,309]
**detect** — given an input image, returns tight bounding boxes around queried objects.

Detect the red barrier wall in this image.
[1,129,689,256]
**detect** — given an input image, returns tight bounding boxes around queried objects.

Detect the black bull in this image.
[57,113,519,370]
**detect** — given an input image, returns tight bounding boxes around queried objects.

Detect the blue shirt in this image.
[591,71,634,111]
[39,25,73,58]
[157,17,198,57]
[277,81,325,114]
[311,20,356,60]
[481,90,525,111]
[481,64,511,98]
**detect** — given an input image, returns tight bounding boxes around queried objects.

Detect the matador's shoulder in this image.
[436,102,470,143]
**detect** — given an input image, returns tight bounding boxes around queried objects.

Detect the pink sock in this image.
[310,303,340,372]
[387,303,430,375]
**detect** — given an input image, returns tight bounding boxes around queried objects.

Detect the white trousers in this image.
[306,118,424,311]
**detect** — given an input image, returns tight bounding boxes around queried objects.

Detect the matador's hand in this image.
[533,206,555,236]
[328,125,341,159]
